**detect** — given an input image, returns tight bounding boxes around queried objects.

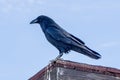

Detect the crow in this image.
[30,15,101,60]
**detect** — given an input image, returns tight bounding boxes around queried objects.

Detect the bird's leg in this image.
[55,53,63,61]
[50,53,63,63]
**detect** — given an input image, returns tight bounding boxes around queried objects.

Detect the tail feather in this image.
[72,46,101,59]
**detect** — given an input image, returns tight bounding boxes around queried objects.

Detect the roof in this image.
[29,59,120,80]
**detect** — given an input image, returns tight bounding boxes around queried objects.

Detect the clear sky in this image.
[0,0,120,80]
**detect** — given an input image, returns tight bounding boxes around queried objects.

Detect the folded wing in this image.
[46,26,101,59]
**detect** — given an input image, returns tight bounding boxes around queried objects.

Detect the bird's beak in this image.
[30,19,38,24]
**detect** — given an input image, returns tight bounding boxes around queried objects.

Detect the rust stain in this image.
[29,59,120,80]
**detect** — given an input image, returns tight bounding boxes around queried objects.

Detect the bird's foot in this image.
[49,53,63,63]
[50,53,63,62]
[50,58,63,64]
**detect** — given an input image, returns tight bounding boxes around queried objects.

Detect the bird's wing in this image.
[46,26,84,47]
[68,34,85,44]
[46,26,101,59]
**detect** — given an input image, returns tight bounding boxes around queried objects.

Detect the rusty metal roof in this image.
[29,59,120,80]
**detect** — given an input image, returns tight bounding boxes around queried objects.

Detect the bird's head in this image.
[30,15,54,24]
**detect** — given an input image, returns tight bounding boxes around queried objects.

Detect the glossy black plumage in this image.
[30,15,101,59]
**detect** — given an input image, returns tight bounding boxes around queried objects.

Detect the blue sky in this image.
[0,0,120,80]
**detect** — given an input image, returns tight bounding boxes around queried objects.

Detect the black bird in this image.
[30,15,101,60]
